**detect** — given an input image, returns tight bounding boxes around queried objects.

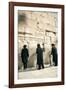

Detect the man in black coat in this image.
[21,45,29,70]
[36,44,44,70]
[51,44,58,66]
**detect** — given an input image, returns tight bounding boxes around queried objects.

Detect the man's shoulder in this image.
[25,48,28,51]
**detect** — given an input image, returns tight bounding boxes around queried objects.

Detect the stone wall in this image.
[18,10,58,69]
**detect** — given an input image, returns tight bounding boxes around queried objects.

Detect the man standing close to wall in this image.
[51,44,58,66]
[21,45,29,70]
[36,44,45,70]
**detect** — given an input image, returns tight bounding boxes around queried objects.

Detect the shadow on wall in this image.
[18,47,52,70]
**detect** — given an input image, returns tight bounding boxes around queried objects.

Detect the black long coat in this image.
[51,47,58,66]
[21,48,29,64]
[36,47,44,65]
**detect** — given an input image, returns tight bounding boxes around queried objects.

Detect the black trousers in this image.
[53,54,58,66]
[23,63,27,69]
[22,58,28,70]
[38,63,44,69]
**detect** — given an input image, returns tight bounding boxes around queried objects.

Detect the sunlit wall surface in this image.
[18,10,58,69]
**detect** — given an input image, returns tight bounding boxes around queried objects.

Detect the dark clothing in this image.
[21,48,29,69]
[38,63,44,70]
[51,47,58,66]
[36,47,44,69]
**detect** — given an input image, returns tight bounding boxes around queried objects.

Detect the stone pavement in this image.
[18,66,58,79]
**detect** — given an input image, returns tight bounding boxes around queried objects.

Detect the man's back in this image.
[21,48,29,58]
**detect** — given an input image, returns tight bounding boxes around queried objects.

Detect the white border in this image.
[14,6,61,84]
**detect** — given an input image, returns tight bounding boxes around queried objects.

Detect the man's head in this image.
[51,44,55,47]
[23,45,27,48]
[37,44,40,48]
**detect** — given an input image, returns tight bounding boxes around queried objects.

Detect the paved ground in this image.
[18,66,58,79]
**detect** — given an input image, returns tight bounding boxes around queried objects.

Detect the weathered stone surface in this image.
[18,11,58,69]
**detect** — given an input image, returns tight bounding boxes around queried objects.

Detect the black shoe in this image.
[42,67,44,69]
[38,68,41,70]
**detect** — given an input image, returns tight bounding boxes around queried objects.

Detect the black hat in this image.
[51,44,55,46]
[23,45,27,48]
[37,44,40,47]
